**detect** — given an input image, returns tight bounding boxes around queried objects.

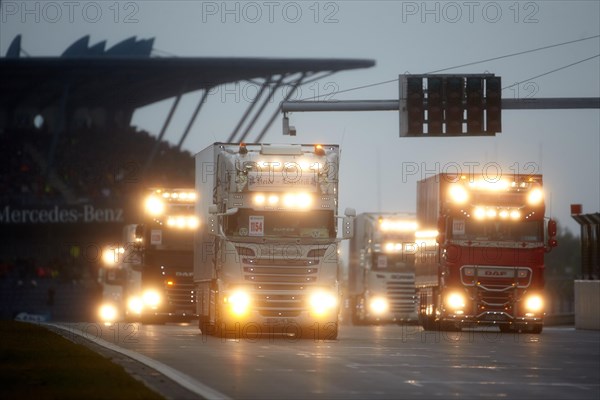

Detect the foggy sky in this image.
[1,0,599,235]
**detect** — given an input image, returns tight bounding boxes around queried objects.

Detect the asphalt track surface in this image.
[50,322,600,400]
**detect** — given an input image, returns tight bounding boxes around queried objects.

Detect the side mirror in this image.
[546,220,558,252]
[135,224,144,240]
[436,216,446,244]
[207,207,218,236]
[548,219,557,238]
[207,215,217,236]
[344,207,356,217]
[342,216,354,239]
[436,233,446,245]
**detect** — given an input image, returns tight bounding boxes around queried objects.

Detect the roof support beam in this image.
[227,77,273,143]
[237,75,286,144]
[177,89,210,150]
[144,84,186,177]
[255,72,307,143]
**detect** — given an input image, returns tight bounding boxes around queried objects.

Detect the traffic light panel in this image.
[445,77,464,134]
[400,74,500,137]
[486,76,502,133]
[466,77,484,134]
[427,77,443,135]
[406,76,424,135]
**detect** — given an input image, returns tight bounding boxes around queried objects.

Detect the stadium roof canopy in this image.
[1,34,374,162]
[1,35,375,112]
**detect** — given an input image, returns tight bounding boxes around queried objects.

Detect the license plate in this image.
[483,313,506,321]
[265,318,297,325]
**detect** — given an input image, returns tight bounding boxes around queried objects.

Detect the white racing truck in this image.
[194,143,354,339]
[348,213,418,324]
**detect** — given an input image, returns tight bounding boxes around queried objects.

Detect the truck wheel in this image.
[213,319,224,338]
[530,324,543,334]
[439,321,461,332]
[317,322,338,340]
[352,296,367,326]
[294,322,338,340]
[421,315,438,331]
[199,315,215,335]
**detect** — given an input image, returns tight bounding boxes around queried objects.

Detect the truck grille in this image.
[386,273,416,316]
[164,279,196,311]
[477,289,511,308]
[242,257,319,317]
[460,266,532,314]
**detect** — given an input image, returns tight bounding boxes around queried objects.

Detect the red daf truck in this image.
[415,173,557,333]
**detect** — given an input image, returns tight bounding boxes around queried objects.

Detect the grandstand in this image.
[0,34,374,320]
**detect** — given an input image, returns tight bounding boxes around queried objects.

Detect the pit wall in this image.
[574,280,600,330]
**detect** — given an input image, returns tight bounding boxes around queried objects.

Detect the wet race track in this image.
[55,322,600,400]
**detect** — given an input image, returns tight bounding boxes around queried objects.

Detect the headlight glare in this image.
[142,290,161,308]
[127,297,143,314]
[449,184,469,204]
[524,294,544,313]
[527,188,543,205]
[369,297,389,315]
[227,290,251,316]
[144,196,165,216]
[309,290,337,316]
[445,292,466,310]
[99,304,118,322]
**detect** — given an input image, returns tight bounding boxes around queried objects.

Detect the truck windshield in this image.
[145,250,193,272]
[449,219,543,242]
[372,253,415,272]
[225,209,335,239]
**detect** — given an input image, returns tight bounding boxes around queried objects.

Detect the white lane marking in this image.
[45,323,232,400]
[402,380,599,391]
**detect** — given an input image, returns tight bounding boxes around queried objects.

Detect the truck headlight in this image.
[144,196,165,216]
[99,303,118,322]
[527,188,543,205]
[142,290,161,308]
[283,192,312,209]
[449,184,468,204]
[445,292,466,311]
[524,294,544,313]
[127,297,143,314]
[369,297,389,315]
[309,290,337,316]
[226,290,251,317]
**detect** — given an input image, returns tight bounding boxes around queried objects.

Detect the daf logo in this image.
[485,270,507,276]
[176,272,193,277]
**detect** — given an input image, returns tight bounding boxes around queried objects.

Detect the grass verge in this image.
[0,320,164,400]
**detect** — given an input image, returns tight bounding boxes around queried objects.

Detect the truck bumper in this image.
[218,309,339,338]
[367,310,418,323]
[442,311,544,327]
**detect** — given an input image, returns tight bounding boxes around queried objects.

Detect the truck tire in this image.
[318,322,338,340]
[352,309,365,326]
[439,321,461,332]
[352,296,367,326]
[199,315,214,335]
[294,322,338,340]
[510,323,543,334]
[420,315,438,331]
[530,324,543,334]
